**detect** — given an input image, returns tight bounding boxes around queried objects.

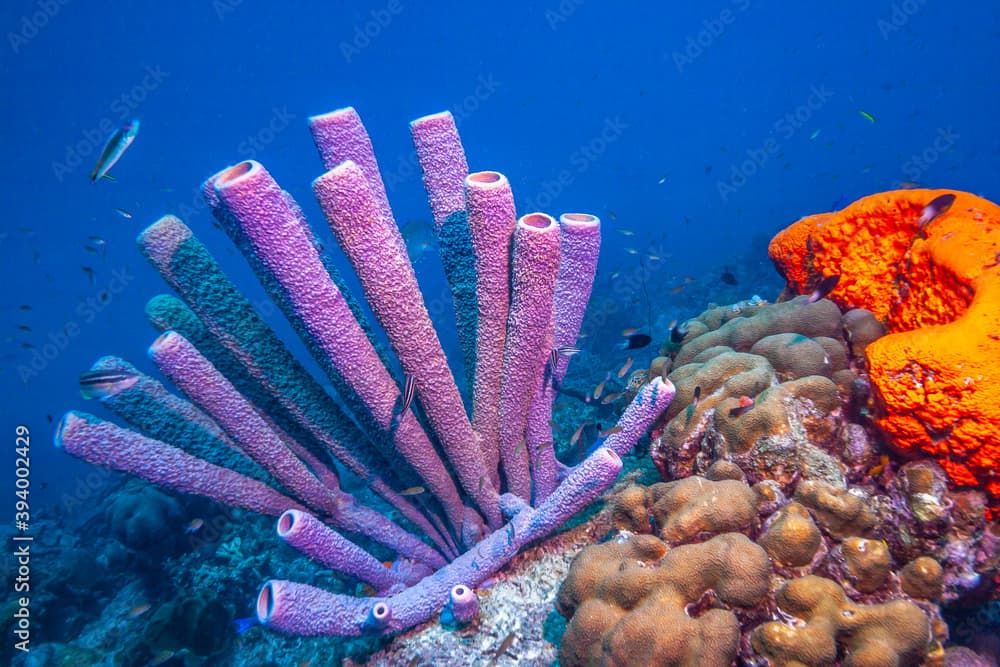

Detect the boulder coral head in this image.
[769,189,1000,517]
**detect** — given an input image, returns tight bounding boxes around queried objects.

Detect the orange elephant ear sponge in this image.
[769,189,1000,516]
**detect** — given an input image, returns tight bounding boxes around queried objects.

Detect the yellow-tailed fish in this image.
[617,357,633,378]
[569,422,587,446]
[91,119,140,183]
[400,486,425,496]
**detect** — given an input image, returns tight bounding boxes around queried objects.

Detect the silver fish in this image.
[91,119,139,183]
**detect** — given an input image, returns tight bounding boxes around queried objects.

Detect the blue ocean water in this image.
[1,1,998,664]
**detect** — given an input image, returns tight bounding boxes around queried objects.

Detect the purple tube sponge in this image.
[257,447,624,636]
[54,106,676,642]
[465,171,518,488]
[498,214,562,501]
[277,510,406,595]
[56,411,303,517]
[410,111,469,231]
[313,160,499,532]
[442,584,479,627]
[211,160,470,538]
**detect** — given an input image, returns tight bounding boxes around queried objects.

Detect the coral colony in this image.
[55,108,676,636]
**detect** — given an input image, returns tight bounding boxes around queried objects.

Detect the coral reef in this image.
[54,106,676,639]
[769,189,1000,515]
[558,465,961,666]
[651,297,878,491]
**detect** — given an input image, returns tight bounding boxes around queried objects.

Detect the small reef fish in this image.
[114,208,133,219]
[600,426,623,437]
[233,616,258,634]
[548,419,561,432]
[513,437,527,456]
[692,385,702,407]
[858,109,876,124]
[81,266,96,284]
[400,486,426,496]
[617,357,634,378]
[148,650,175,666]
[807,274,840,304]
[809,128,822,140]
[621,327,642,337]
[720,267,738,285]
[670,285,685,294]
[184,518,204,534]
[670,321,690,344]
[493,631,517,663]
[601,391,622,404]
[625,247,638,255]
[728,395,755,418]
[17,305,31,311]
[593,372,610,400]
[79,369,139,400]
[400,375,416,415]
[90,119,140,183]
[549,345,582,371]
[616,333,652,351]
[617,228,635,236]
[569,421,588,446]
[917,193,956,228]
[127,603,151,617]
[868,454,890,477]
[15,324,31,333]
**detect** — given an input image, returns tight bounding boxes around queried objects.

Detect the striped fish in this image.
[400,375,416,415]
[91,119,140,183]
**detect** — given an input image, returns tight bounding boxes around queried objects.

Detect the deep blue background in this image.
[1,1,998,508]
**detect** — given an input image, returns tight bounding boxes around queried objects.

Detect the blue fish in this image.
[91,119,139,183]
[233,616,258,634]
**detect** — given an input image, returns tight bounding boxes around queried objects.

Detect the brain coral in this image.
[557,467,961,666]
[768,189,1000,516]
[651,298,881,490]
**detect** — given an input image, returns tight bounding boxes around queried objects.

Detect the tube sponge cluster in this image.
[55,107,676,637]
